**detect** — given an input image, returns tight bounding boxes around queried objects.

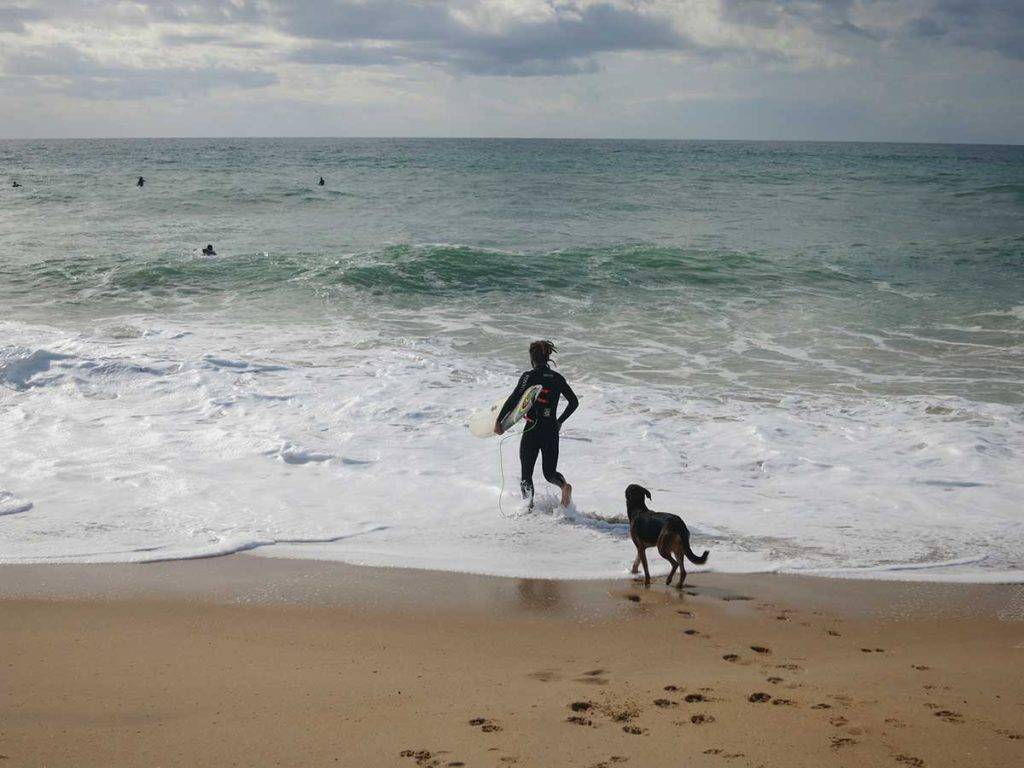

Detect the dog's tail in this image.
[682,531,709,565]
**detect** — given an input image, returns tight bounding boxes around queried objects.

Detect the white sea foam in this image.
[0,318,1022,582]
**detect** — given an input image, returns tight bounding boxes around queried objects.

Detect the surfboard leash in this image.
[497,419,537,517]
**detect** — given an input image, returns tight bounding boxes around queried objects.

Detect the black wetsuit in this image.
[496,364,579,500]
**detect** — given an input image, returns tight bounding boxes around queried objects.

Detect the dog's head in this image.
[625,484,652,512]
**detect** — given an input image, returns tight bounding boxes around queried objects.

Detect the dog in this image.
[626,484,709,588]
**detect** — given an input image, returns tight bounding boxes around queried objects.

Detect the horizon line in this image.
[0,135,1021,148]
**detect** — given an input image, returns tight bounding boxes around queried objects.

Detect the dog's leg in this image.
[657,531,678,586]
[674,540,688,588]
[631,552,641,575]
[638,547,651,587]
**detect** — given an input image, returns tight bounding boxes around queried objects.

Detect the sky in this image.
[0,0,1021,142]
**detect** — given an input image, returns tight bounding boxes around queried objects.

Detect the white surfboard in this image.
[468,385,542,438]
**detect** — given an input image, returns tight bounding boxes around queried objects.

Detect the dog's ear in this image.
[642,486,652,500]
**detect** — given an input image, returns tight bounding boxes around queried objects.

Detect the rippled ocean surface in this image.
[1,138,1022,580]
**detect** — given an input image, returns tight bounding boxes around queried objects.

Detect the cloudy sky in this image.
[1,0,1021,142]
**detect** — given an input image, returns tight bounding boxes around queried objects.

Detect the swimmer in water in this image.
[318,176,325,186]
[137,176,145,187]
[12,181,21,188]
[202,244,216,256]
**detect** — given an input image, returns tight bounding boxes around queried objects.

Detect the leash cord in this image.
[497,419,537,517]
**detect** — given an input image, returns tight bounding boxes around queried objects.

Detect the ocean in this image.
[1,138,1022,581]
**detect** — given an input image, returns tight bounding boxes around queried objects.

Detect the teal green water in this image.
[2,139,1022,402]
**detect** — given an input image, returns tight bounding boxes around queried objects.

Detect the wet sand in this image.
[2,557,1022,767]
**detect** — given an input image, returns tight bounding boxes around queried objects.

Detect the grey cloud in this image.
[5,43,277,100]
[722,0,1024,60]
[903,1,1024,60]
[161,31,268,48]
[128,0,264,25]
[720,0,879,39]
[280,1,694,76]
[0,5,47,32]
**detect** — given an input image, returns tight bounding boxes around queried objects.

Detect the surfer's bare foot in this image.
[561,483,572,508]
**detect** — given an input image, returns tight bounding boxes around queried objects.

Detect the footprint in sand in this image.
[894,756,926,767]
[830,716,849,727]
[703,749,745,760]
[622,725,646,735]
[811,703,832,709]
[400,749,442,767]
[933,709,963,723]
[750,646,771,654]
[684,693,707,703]
[684,629,699,636]
[567,716,595,726]
[690,714,715,724]
[528,670,560,682]
[570,701,593,712]
[721,595,752,601]
[468,717,503,732]
[827,630,842,636]
[771,698,796,706]
[776,663,801,671]
[664,685,680,692]
[677,610,693,617]
[912,665,930,671]
[653,699,677,708]
[767,676,783,684]
[625,594,641,603]
[830,737,857,749]
[748,692,772,703]
[576,670,609,685]
[722,654,740,662]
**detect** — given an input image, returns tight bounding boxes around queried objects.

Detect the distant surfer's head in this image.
[529,340,556,367]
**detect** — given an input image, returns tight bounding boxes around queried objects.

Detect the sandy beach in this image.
[2,557,1021,768]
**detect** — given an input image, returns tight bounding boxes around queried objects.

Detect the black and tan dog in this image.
[626,484,709,588]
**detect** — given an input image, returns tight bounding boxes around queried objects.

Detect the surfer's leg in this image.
[540,432,571,506]
[540,439,565,487]
[519,433,539,502]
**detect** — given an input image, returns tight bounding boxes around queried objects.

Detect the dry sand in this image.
[2,557,1022,767]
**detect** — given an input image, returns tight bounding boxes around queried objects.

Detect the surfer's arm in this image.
[495,374,528,430]
[556,379,579,427]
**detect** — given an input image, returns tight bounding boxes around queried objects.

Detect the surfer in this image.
[318,176,325,186]
[136,176,145,187]
[11,181,21,188]
[495,340,578,508]
[202,244,216,256]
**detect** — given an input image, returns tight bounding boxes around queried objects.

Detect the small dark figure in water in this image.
[137,176,145,187]
[202,244,216,256]
[12,181,21,188]
[318,176,325,186]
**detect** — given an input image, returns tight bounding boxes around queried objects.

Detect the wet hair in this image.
[529,340,556,367]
